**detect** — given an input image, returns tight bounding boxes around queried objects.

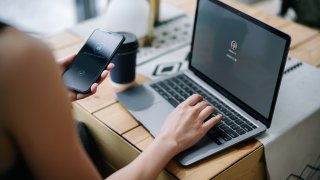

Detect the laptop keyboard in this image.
[150,74,257,144]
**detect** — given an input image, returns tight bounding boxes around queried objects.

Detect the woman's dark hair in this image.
[0,21,9,32]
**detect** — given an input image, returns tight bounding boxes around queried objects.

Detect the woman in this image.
[0,23,222,179]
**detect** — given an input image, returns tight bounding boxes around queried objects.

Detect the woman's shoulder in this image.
[0,27,54,78]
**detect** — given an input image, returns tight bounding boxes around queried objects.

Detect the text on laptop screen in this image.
[191,0,286,118]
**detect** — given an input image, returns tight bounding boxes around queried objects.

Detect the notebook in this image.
[117,0,291,166]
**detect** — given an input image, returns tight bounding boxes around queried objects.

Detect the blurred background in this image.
[0,0,303,37]
[0,0,108,36]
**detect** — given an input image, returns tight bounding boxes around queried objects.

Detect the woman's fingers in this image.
[76,93,87,100]
[197,105,214,122]
[76,69,108,100]
[183,94,203,107]
[107,63,115,71]
[73,83,98,100]
[90,83,98,94]
[93,70,108,85]
[68,92,77,101]
[100,70,108,79]
[97,63,114,84]
[202,114,222,132]
[193,100,209,114]
[75,87,95,100]
[89,63,113,93]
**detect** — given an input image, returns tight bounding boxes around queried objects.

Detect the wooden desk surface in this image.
[45,0,320,179]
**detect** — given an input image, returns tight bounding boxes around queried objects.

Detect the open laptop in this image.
[116,0,291,166]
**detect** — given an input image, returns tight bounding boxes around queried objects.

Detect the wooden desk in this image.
[45,1,320,179]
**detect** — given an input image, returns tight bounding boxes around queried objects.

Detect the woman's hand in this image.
[58,54,114,101]
[159,94,222,154]
[107,94,222,180]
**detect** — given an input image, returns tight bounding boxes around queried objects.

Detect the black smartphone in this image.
[62,29,125,93]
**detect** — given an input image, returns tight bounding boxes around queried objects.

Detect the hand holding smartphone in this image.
[62,29,125,93]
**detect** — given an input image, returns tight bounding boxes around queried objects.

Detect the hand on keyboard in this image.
[159,94,222,154]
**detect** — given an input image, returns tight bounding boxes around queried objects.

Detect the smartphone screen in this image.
[62,29,124,93]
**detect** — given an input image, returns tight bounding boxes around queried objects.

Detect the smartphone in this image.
[62,29,125,93]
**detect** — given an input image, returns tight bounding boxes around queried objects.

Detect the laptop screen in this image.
[190,0,288,122]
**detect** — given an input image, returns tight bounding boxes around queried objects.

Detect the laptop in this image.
[116,0,291,166]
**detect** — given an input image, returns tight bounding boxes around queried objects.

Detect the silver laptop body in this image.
[117,0,291,166]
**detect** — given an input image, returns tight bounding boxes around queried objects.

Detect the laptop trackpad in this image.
[134,101,174,136]
[117,85,174,136]
[116,85,156,111]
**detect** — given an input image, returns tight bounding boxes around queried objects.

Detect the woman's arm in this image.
[1,28,101,180]
[108,95,222,180]
[1,27,221,180]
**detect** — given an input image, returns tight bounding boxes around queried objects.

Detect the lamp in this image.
[105,0,160,46]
